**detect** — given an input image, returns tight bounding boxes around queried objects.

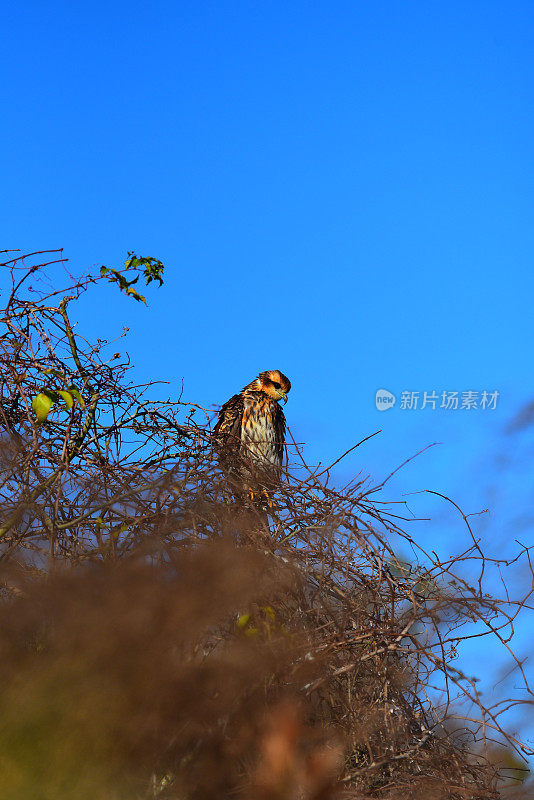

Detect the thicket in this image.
[0,249,532,799]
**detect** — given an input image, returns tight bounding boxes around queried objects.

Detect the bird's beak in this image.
[279,391,288,404]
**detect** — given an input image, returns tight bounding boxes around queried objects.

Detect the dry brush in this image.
[0,249,532,799]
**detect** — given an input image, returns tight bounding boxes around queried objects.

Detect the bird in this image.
[213,370,291,504]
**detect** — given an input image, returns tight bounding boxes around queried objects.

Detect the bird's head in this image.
[247,370,291,404]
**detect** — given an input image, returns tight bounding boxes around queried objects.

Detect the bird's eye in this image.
[272,381,281,390]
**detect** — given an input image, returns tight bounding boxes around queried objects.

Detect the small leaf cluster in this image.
[124,253,164,287]
[100,253,164,304]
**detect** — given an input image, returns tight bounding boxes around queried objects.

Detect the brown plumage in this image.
[213,370,291,497]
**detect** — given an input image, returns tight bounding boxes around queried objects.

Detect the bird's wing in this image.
[273,403,287,465]
[213,393,244,453]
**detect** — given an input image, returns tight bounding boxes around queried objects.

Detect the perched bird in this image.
[213,370,291,502]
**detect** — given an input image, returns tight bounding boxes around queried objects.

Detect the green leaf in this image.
[41,368,65,381]
[68,386,85,408]
[100,266,109,276]
[58,390,74,409]
[126,288,147,304]
[124,254,141,269]
[32,393,54,422]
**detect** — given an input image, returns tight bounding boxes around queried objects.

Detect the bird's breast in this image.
[241,396,280,466]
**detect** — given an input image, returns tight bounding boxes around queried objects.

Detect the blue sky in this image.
[2,0,534,739]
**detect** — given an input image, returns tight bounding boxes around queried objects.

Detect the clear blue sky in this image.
[2,0,534,736]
